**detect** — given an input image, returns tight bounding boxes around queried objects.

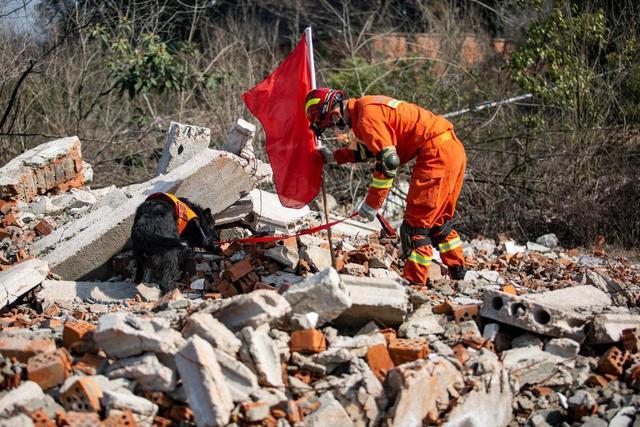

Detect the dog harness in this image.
[146,192,199,235]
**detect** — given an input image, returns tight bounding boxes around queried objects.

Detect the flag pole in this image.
[305,26,337,269]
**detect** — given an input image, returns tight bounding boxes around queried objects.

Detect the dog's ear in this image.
[204,208,212,217]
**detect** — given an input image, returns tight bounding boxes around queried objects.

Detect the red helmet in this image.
[304,88,345,135]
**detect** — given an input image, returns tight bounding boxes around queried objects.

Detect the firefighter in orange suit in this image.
[304,88,467,284]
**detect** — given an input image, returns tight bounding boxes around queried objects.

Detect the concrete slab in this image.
[32,149,270,280]
[210,289,291,332]
[182,312,242,355]
[480,286,610,341]
[0,258,49,310]
[250,189,310,231]
[156,122,211,175]
[239,326,283,388]
[335,275,409,327]
[589,313,640,344]
[36,280,160,305]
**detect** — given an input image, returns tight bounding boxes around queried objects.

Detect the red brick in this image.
[35,217,57,236]
[103,410,137,426]
[27,348,72,389]
[62,320,96,350]
[74,352,107,376]
[0,227,10,240]
[366,344,395,381]
[59,377,102,412]
[432,300,453,315]
[388,338,430,365]
[169,405,194,422]
[56,411,102,426]
[290,329,326,354]
[598,346,628,377]
[0,199,13,215]
[2,212,22,228]
[586,374,609,387]
[452,304,480,323]
[622,328,640,353]
[216,279,238,298]
[452,343,470,365]
[502,284,517,295]
[226,256,254,282]
[0,335,56,362]
[28,409,56,427]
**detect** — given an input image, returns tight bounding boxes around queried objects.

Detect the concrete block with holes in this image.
[480,285,612,341]
[156,122,211,176]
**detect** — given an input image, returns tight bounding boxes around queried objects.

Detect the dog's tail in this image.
[132,227,186,253]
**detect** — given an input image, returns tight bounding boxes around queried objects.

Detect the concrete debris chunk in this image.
[398,304,445,338]
[156,122,211,175]
[101,389,158,427]
[239,326,284,388]
[264,237,299,269]
[589,313,640,344]
[211,289,291,332]
[544,338,580,358]
[0,258,49,310]
[182,312,242,355]
[0,136,83,202]
[283,267,352,326]
[387,357,465,426]
[214,349,259,402]
[0,381,44,418]
[175,336,234,427]
[94,313,186,358]
[36,280,161,306]
[481,286,611,341]
[304,392,355,427]
[336,275,409,327]
[502,346,574,389]
[444,350,513,427]
[224,118,256,155]
[105,353,176,392]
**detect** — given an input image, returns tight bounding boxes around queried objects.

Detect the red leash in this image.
[217,212,360,245]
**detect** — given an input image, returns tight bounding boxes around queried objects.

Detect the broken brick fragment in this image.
[290,329,327,354]
[366,343,395,381]
[597,346,628,377]
[452,304,480,323]
[388,338,430,365]
[102,410,138,427]
[28,409,56,427]
[226,256,254,282]
[60,376,103,412]
[0,334,56,362]
[622,328,640,353]
[35,217,57,236]
[586,374,609,387]
[56,411,101,426]
[27,348,72,389]
[216,279,239,298]
[74,352,107,376]
[432,300,453,315]
[452,343,470,365]
[62,320,96,350]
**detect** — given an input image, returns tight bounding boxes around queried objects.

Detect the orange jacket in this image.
[333,96,454,209]
[146,192,199,235]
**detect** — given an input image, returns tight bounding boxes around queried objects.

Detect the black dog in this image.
[131,193,219,293]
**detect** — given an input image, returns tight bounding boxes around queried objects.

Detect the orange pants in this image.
[402,130,466,285]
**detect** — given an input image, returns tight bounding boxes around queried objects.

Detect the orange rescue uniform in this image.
[333,96,466,285]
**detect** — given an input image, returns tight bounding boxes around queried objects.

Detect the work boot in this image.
[448,265,468,280]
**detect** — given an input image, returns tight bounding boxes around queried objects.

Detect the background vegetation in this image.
[1,0,639,247]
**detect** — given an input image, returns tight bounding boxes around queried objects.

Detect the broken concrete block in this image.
[33,149,269,280]
[101,390,158,427]
[398,304,444,338]
[536,233,559,248]
[544,338,580,358]
[264,237,299,269]
[526,241,551,253]
[156,122,211,176]
[481,286,611,341]
[502,346,573,389]
[250,189,310,231]
[175,336,234,427]
[224,118,256,155]
[210,289,290,332]
[0,136,83,202]
[283,267,351,326]
[0,258,49,310]
[36,280,161,306]
[369,268,403,281]
[511,334,543,348]
[94,313,186,358]
[105,353,176,392]
[589,313,640,344]
[214,349,259,402]
[182,312,241,355]
[239,326,284,388]
[444,350,513,427]
[304,392,354,427]
[387,357,464,426]
[336,275,409,327]
[0,381,44,418]
[301,245,332,272]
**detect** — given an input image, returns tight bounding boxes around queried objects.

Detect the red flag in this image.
[242,34,322,209]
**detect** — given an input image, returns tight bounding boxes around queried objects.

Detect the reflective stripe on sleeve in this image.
[387,99,402,108]
[371,176,394,189]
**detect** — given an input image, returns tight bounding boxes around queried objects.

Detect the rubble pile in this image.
[1,121,640,426]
